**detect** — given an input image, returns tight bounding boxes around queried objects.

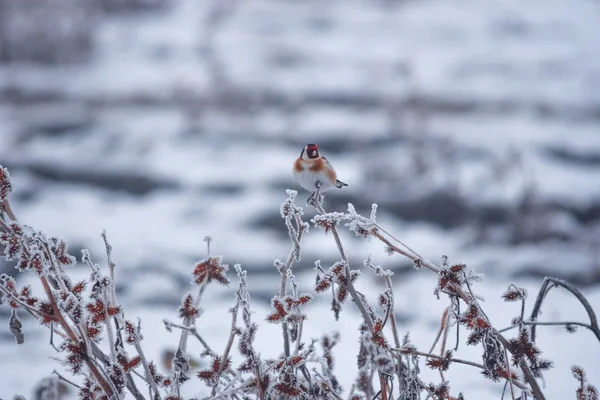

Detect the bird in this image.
[293,143,347,200]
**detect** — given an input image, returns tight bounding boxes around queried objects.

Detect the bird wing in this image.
[322,157,338,184]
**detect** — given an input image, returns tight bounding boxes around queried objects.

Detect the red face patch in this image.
[306,144,319,159]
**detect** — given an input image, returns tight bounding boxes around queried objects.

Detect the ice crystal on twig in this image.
[345,203,378,238]
[312,212,346,233]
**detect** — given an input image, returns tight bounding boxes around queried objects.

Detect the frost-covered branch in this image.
[277,189,308,358]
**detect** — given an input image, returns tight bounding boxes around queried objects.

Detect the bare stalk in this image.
[41,271,115,397]
[312,199,389,397]
[135,341,161,398]
[504,345,516,400]
[212,299,241,395]
[53,369,82,389]
[2,199,17,221]
[280,211,306,357]
[172,255,209,396]
[165,320,216,356]
[313,201,374,331]
[393,347,485,369]
[529,277,600,344]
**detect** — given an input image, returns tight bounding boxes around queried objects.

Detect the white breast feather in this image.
[294,167,334,192]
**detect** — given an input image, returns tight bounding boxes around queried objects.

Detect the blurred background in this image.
[1,0,599,398]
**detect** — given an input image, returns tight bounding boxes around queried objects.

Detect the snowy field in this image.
[1,0,599,398]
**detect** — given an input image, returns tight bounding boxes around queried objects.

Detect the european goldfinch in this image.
[293,144,348,197]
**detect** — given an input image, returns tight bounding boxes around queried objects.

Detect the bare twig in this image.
[504,344,516,400]
[212,292,242,395]
[2,199,17,221]
[392,348,485,370]
[53,369,82,389]
[313,201,375,331]
[529,277,600,344]
[428,307,449,354]
[164,320,216,356]
[312,200,390,398]
[279,209,306,357]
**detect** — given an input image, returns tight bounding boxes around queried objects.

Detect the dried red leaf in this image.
[178,293,200,320]
[73,281,86,294]
[315,278,332,293]
[502,286,527,302]
[192,256,230,286]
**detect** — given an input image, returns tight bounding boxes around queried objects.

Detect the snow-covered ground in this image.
[1,0,599,398]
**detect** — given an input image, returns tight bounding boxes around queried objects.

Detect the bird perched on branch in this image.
[293,143,347,202]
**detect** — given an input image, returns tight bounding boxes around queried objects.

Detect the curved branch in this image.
[529,277,600,344]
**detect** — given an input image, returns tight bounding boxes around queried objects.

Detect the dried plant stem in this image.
[374,232,440,273]
[53,369,82,389]
[374,229,546,399]
[380,274,405,395]
[166,320,216,356]
[204,380,255,400]
[0,200,116,397]
[280,212,306,357]
[212,301,240,395]
[530,277,600,344]
[255,363,265,400]
[135,341,161,398]
[314,200,390,397]
[526,321,592,329]
[315,202,374,331]
[504,345,516,400]
[0,284,53,321]
[41,276,114,396]
[393,348,485,370]
[287,275,306,356]
[169,280,208,397]
[438,309,451,382]
[89,341,148,400]
[175,237,214,369]
[2,199,17,221]
[429,307,449,354]
[375,222,423,260]
[103,292,117,363]
[164,321,239,381]
[102,231,119,308]
[174,277,208,389]
[99,234,148,399]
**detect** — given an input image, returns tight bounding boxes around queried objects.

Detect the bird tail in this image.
[335,180,348,188]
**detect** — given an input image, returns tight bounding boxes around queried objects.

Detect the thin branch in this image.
[2,199,17,221]
[392,348,485,370]
[53,369,82,389]
[525,321,593,329]
[313,200,374,331]
[529,277,600,344]
[212,300,241,395]
[504,344,516,400]
[165,320,217,356]
[428,307,449,354]
[279,210,306,358]
[133,335,160,398]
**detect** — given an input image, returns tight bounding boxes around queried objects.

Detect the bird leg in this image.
[307,181,323,207]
